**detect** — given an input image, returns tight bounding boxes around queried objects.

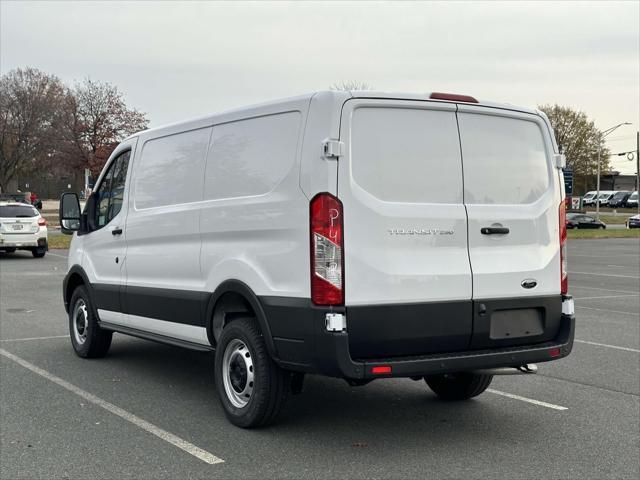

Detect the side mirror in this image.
[59,192,81,235]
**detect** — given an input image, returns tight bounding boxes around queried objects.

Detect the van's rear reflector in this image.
[371,366,392,375]
[429,92,479,103]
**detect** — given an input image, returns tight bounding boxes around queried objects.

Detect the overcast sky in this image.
[2,0,638,173]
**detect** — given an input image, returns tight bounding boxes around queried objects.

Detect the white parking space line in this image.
[568,271,640,279]
[576,305,639,317]
[574,339,640,353]
[1,335,69,342]
[571,285,640,294]
[574,294,639,301]
[487,389,568,411]
[0,348,224,465]
[568,254,636,258]
[45,252,68,259]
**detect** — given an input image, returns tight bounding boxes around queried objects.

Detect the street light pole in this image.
[595,122,631,220]
[636,130,639,215]
[596,145,602,219]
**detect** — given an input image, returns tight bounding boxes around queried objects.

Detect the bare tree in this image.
[330,81,374,91]
[62,78,148,177]
[538,104,610,194]
[0,68,67,192]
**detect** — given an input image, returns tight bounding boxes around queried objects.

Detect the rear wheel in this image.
[69,286,112,358]
[32,247,46,258]
[425,372,493,400]
[214,317,290,428]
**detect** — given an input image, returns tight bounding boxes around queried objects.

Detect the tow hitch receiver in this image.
[472,364,538,376]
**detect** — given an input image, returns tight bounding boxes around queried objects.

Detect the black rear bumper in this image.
[314,314,573,379]
[260,295,575,379]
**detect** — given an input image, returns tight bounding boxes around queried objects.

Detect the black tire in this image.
[425,372,493,401]
[68,285,112,358]
[214,317,290,428]
[32,248,46,258]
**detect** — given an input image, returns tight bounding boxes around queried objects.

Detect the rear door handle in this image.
[481,226,509,235]
[111,227,123,236]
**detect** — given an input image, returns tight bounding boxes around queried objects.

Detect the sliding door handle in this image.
[111,227,123,236]
[481,226,509,235]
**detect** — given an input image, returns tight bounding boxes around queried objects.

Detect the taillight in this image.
[38,218,46,227]
[559,200,568,294]
[310,193,344,305]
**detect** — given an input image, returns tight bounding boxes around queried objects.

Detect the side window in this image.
[95,163,116,228]
[204,112,301,200]
[93,151,130,230]
[135,128,211,209]
[109,151,130,221]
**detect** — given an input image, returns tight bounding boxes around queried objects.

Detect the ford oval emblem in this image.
[521,279,537,289]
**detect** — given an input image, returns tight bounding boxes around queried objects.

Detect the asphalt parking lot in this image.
[1,240,639,479]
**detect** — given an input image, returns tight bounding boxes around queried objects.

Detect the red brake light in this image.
[559,200,568,295]
[429,92,479,103]
[371,365,392,375]
[549,348,561,358]
[38,218,47,226]
[310,193,344,305]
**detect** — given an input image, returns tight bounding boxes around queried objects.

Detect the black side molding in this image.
[99,321,214,352]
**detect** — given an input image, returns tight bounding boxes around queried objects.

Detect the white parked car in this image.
[627,191,639,208]
[59,91,575,428]
[0,202,48,257]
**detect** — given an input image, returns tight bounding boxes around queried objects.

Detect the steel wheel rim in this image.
[222,339,254,408]
[72,299,89,345]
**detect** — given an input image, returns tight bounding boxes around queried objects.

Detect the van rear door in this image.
[338,99,472,358]
[457,105,563,349]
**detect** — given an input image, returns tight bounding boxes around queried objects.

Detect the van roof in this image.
[127,90,543,142]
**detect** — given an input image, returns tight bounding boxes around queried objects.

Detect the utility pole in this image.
[637,130,639,215]
[595,123,631,220]
[596,145,601,219]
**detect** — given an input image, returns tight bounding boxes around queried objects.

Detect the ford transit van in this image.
[59,91,575,427]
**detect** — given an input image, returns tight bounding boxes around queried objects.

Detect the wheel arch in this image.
[206,280,279,361]
[63,265,93,313]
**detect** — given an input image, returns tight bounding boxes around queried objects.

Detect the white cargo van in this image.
[582,191,598,206]
[596,190,616,206]
[59,91,575,427]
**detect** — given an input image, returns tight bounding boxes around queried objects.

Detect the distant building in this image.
[600,172,639,192]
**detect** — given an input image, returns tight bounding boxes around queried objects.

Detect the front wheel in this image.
[69,286,113,358]
[214,317,290,428]
[425,372,493,401]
